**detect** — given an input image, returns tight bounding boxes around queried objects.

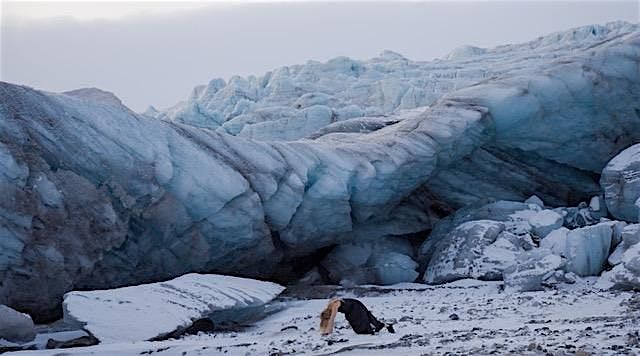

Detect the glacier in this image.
[150,22,638,144]
[1,22,640,320]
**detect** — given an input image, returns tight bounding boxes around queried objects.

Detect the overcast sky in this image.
[1,1,638,112]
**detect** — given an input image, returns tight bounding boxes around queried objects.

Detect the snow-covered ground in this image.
[9,280,640,355]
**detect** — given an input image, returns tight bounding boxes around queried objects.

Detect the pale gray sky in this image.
[1,1,639,111]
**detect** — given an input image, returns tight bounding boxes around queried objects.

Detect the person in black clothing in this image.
[320,298,395,335]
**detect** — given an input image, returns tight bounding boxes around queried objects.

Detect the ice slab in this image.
[62,274,284,343]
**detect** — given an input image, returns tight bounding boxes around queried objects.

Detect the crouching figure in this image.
[320,298,395,335]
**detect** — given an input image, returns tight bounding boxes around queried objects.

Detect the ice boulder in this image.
[524,195,544,208]
[529,210,564,238]
[425,220,535,284]
[554,202,602,229]
[0,305,36,343]
[524,195,545,208]
[370,252,419,285]
[608,223,638,266]
[539,227,571,255]
[62,274,285,343]
[321,243,373,285]
[601,144,640,222]
[418,200,536,267]
[513,209,564,238]
[503,248,565,292]
[539,222,618,276]
[597,242,640,291]
[321,237,418,285]
[590,195,608,216]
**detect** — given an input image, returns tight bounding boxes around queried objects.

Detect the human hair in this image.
[319,298,341,335]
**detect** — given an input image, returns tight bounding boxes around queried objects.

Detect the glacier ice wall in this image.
[151,22,638,142]
[1,22,639,319]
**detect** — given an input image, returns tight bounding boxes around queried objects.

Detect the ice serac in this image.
[601,144,640,222]
[1,22,640,319]
[153,22,637,142]
[62,274,284,343]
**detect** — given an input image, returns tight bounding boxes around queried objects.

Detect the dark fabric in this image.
[337,298,385,335]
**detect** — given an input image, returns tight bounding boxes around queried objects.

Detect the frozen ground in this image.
[9,280,640,355]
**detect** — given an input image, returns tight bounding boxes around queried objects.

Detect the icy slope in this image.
[1,22,639,319]
[151,22,638,141]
